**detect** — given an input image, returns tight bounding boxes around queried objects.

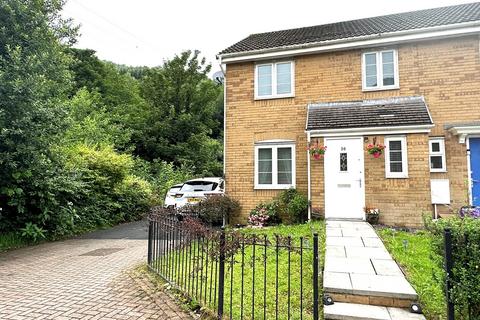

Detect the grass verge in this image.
[377,228,446,320]
[0,232,30,252]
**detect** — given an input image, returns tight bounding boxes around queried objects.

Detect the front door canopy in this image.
[306,96,434,137]
[446,122,480,143]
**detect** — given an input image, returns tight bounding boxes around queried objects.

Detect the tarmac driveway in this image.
[0,221,191,320]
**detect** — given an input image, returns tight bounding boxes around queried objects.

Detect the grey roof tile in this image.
[220,2,480,55]
[306,96,433,131]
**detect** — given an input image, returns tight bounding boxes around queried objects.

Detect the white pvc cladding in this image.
[217,21,480,64]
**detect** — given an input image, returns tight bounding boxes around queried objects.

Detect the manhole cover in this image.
[80,248,124,256]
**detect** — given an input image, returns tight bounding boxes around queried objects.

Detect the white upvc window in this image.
[254,142,296,189]
[385,136,408,178]
[255,61,295,99]
[429,138,447,172]
[362,49,399,91]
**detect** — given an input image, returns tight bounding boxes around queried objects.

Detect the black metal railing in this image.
[147,214,320,320]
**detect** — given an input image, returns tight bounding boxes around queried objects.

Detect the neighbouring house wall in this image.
[225,35,480,226]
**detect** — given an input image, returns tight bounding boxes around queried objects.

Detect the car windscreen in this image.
[180,181,218,192]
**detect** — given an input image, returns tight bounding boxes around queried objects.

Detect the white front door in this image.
[324,137,365,219]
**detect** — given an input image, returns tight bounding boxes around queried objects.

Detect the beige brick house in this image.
[217,3,480,227]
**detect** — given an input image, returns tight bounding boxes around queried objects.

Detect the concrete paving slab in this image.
[342,228,379,238]
[326,220,343,227]
[327,228,343,237]
[324,271,352,293]
[362,237,386,248]
[326,245,346,258]
[325,257,376,275]
[350,274,418,299]
[327,236,365,247]
[372,259,404,276]
[345,247,391,259]
[324,302,391,320]
[387,307,426,320]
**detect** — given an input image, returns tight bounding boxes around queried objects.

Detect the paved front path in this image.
[0,221,192,320]
[323,220,425,320]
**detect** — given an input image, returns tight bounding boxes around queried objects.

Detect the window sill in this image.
[385,174,409,179]
[430,169,447,173]
[254,94,295,101]
[254,184,295,190]
[362,85,399,92]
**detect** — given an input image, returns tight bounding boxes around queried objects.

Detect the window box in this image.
[254,142,296,189]
[362,50,399,91]
[254,61,295,100]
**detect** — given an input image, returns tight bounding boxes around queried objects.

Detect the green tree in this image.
[139,50,223,176]
[0,0,77,231]
[68,48,149,152]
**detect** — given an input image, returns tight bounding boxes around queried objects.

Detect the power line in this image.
[70,0,160,52]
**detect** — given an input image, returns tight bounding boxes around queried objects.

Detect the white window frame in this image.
[385,136,408,178]
[362,49,399,91]
[429,138,447,172]
[254,61,295,100]
[254,142,296,189]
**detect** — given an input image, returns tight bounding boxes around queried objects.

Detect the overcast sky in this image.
[62,0,475,72]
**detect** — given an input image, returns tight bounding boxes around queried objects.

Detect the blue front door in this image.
[471,138,480,206]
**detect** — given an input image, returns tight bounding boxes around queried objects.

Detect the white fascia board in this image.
[219,22,480,63]
[308,124,434,137]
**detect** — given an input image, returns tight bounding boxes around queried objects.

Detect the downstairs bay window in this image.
[254,142,296,189]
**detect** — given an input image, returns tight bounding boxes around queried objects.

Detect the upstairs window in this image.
[255,61,294,99]
[385,136,408,178]
[362,50,398,91]
[254,142,296,189]
[429,138,447,172]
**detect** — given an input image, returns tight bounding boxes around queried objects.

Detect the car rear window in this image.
[181,181,218,192]
[169,187,181,193]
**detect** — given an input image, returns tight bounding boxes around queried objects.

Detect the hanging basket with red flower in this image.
[366,143,386,158]
[308,142,327,160]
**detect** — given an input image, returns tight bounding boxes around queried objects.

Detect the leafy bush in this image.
[51,144,153,235]
[277,188,309,224]
[181,195,241,226]
[20,223,46,242]
[248,202,279,227]
[425,215,480,318]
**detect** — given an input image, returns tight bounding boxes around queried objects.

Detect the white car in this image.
[174,177,224,208]
[163,183,183,209]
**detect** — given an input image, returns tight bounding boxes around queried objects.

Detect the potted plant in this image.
[308,142,327,160]
[364,206,380,224]
[366,143,386,158]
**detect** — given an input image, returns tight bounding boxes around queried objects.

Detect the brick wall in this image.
[225,35,480,226]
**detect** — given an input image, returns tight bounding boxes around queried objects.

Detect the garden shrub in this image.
[53,144,154,235]
[248,202,280,227]
[425,215,480,318]
[181,195,241,227]
[277,188,309,224]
